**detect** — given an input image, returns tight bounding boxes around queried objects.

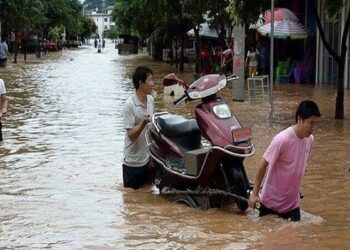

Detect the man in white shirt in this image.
[122,66,155,189]
[0,78,9,141]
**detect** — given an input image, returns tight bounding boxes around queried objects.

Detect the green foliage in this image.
[0,0,86,39]
[0,0,45,32]
[48,26,64,40]
[324,0,344,21]
[227,0,270,26]
[82,0,115,11]
[112,0,209,42]
[80,16,97,39]
[112,0,159,40]
[106,26,118,39]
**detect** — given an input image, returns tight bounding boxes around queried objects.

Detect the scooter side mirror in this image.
[163,73,186,88]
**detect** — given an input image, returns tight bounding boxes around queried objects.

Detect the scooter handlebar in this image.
[173,94,187,105]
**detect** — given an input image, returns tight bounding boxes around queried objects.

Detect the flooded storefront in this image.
[0,41,349,249]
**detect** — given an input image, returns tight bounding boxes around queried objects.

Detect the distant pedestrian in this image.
[94,38,97,48]
[102,39,105,48]
[97,41,102,53]
[0,36,9,68]
[245,46,259,77]
[0,78,9,141]
[168,49,174,65]
[10,31,15,53]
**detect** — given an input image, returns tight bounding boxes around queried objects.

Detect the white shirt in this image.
[247,49,259,67]
[122,92,154,167]
[0,79,6,95]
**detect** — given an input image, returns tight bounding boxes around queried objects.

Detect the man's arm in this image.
[126,114,150,141]
[248,158,269,208]
[1,94,8,116]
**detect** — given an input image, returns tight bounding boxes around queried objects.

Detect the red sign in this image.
[234,57,241,68]
[232,128,252,143]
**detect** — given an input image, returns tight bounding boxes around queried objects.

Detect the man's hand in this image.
[248,192,260,209]
[0,108,7,117]
[144,113,151,123]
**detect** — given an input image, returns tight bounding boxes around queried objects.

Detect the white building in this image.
[85,6,115,38]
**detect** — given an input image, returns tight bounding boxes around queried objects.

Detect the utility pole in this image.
[269,0,274,127]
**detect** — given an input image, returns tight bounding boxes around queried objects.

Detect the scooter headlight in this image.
[217,78,227,90]
[188,91,200,99]
[213,104,231,118]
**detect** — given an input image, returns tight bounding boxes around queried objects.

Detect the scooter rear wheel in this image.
[172,194,198,209]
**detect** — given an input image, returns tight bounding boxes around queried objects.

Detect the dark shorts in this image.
[123,163,151,190]
[259,203,301,221]
[0,58,7,67]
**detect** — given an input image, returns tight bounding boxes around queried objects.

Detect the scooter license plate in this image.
[232,128,252,143]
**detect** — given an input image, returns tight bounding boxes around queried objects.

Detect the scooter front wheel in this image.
[230,168,249,211]
[172,194,198,209]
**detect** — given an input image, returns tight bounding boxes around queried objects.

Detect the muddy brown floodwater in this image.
[0,40,349,249]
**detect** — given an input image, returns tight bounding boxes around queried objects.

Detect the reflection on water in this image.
[0,40,349,249]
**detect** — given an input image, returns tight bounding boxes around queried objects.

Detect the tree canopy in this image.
[112,0,231,72]
[0,0,96,40]
[82,0,115,11]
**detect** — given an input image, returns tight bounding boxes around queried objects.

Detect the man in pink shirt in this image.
[249,100,321,221]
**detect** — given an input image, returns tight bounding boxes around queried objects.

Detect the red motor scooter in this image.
[146,73,255,211]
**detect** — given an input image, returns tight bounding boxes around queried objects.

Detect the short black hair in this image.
[132,66,153,89]
[295,100,321,122]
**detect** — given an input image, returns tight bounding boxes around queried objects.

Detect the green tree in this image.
[112,1,167,61]
[165,0,208,73]
[42,0,84,39]
[207,0,232,48]
[312,0,350,119]
[112,0,138,35]
[82,0,114,11]
[106,26,118,40]
[227,0,269,26]
[80,16,97,40]
[0,0,45,33]
[0,0,45,62]
[48,26,64,41]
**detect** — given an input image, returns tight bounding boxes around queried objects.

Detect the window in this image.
[104,18,108,22]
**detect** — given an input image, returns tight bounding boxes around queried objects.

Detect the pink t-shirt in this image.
[261,126,314,213]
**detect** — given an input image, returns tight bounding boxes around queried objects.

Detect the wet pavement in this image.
[0,40,349,249]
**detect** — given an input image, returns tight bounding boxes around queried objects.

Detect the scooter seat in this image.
[158,114,200,137]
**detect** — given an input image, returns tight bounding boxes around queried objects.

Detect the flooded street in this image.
[0,40,349,249]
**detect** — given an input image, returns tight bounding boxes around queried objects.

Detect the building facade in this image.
[85,6,115,39]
